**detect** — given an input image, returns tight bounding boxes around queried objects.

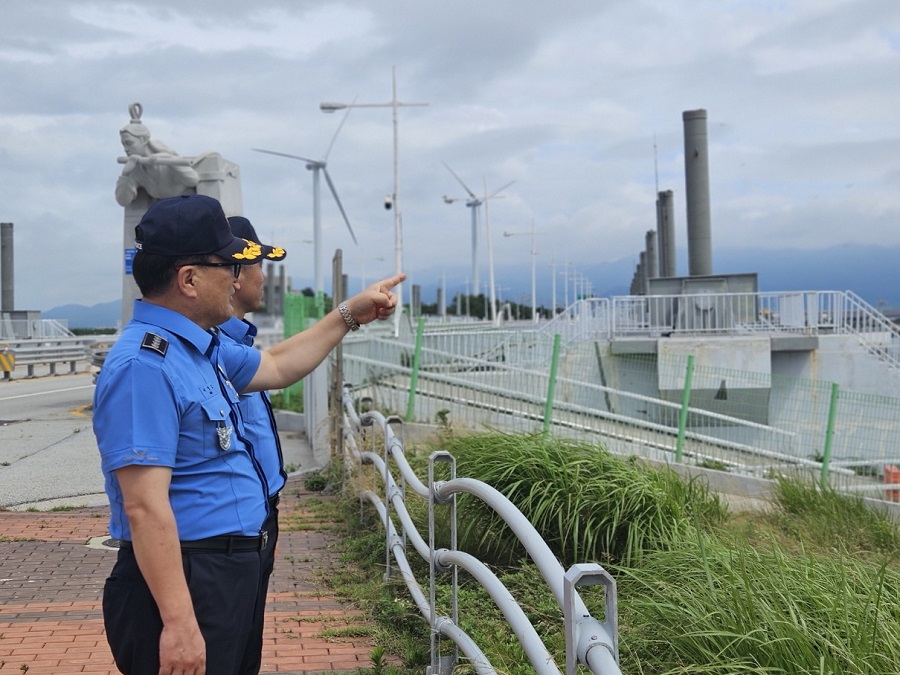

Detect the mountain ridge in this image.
[41,243,900,327]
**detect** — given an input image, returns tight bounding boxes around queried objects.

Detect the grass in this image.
[322,430,900,674]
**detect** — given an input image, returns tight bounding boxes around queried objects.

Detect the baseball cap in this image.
[227,216,287,261]
[134,194,264,263]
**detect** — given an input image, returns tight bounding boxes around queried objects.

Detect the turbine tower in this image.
[253,107,357,298]
[442,162,513,301]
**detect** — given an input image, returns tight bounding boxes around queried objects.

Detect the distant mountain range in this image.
[41,243,900,328]
[43,300,120,329]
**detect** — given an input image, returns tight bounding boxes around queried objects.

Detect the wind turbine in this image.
[253,106,357,298]
[442,162,514,304]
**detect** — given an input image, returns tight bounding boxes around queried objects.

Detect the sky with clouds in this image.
[1,0,899,311]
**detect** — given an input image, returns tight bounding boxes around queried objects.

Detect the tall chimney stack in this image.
[682,109,713,276]
[1,222,13,312]
[645,229,658,280]
[656,190,676,277]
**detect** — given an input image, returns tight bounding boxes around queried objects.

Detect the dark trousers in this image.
[103,546,261,675]
[239,501,280,674]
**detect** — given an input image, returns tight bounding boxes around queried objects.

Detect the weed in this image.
[304,472,328,491]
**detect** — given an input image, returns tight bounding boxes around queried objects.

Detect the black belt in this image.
[268,492,281,509]
[119,531,268,553]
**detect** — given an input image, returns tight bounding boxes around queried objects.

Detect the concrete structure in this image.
[263,262,289,316]
[645,229,658,280]
[683,109,713,276]
[656,189,676,278]
[1,222,13,312]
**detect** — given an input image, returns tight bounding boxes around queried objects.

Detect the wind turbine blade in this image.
[487,180,516,199]
[252,148,320,165]
[323,168,358,245]
[442,161,477,200]
[322,96,357,162]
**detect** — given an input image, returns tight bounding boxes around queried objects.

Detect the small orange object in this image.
[884,465,900,503]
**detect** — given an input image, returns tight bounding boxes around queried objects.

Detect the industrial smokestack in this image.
[1,222,13,312]
[656,190,676,277]
[645,229,658,280]
[682,109,713,276]
[638,251,647,295]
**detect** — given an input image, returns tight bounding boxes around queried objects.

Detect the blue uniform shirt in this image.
[219,316,287,498]
[93,301,265,541]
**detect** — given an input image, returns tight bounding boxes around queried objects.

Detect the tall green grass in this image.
[771,475,900,556]
[445,432,727,566]
[334,431,900,674]
[616,535,900,674]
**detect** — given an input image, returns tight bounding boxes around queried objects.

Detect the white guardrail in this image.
[1,336,117,381]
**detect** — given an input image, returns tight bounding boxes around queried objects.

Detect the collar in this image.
[218,316,257,346]
[132,300,216,355]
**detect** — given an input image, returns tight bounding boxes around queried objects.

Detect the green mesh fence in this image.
[281,292,326,408]
[342,332,900,502]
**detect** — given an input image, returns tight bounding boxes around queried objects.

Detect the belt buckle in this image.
[260,529,268,551]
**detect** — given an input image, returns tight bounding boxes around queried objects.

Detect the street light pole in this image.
[503,220,543,323]
[321,66,427,335]
[549,249,557,318]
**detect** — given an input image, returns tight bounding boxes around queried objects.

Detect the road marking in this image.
[0,384,94,401]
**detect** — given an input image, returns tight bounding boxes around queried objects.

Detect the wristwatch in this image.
[338,302,360,331]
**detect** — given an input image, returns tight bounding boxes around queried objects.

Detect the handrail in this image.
[342,389,622,674]
[839,290,900,369]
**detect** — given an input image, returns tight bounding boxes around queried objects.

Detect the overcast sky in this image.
[2,0,899,311]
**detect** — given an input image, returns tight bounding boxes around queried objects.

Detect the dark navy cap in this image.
[134,195,264,263]
[227,216,287,261]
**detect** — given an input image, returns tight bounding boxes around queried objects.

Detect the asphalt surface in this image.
[0,371,322,510]
[0,367,389,674]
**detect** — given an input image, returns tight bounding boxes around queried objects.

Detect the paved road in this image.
[0,372,103,509]
[0,371,319,510]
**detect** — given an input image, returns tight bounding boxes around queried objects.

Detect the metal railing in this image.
[339,307,900,500]
[1,336,116,380]
[525,291,899,366]
[0,317,74,340]
[341,388,622,674]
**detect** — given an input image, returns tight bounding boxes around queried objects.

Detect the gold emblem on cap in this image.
[234,239,263,260]
[267,247,286,259]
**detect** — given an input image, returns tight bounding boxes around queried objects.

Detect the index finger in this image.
[376,273,407,292]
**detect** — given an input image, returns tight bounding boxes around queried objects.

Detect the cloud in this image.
[1,0,899,312]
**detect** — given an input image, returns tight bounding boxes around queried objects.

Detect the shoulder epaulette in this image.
[140,332,169,357]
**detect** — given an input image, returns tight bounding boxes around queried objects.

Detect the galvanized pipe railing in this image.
[341,387,623,674]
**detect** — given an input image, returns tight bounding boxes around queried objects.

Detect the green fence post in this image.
[405,316,425,421]
[674,354,694,463]
[543,333,562,436]
[820,382,839,489]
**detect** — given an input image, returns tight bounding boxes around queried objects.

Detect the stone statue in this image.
[115,103,200,207]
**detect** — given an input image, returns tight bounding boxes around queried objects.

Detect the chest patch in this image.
[140,332,169,357]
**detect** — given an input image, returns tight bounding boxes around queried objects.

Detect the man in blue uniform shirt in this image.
[93,194,403,675]
[218,215,287,673]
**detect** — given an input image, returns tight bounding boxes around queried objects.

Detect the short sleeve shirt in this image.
[93,301,265,540]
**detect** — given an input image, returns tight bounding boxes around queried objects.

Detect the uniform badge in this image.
[140,332,169,357]
[217,420,233,451]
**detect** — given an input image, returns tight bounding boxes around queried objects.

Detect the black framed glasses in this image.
[175,261,242,279]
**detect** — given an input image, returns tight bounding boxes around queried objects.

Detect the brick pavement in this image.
[0,475,384,674]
